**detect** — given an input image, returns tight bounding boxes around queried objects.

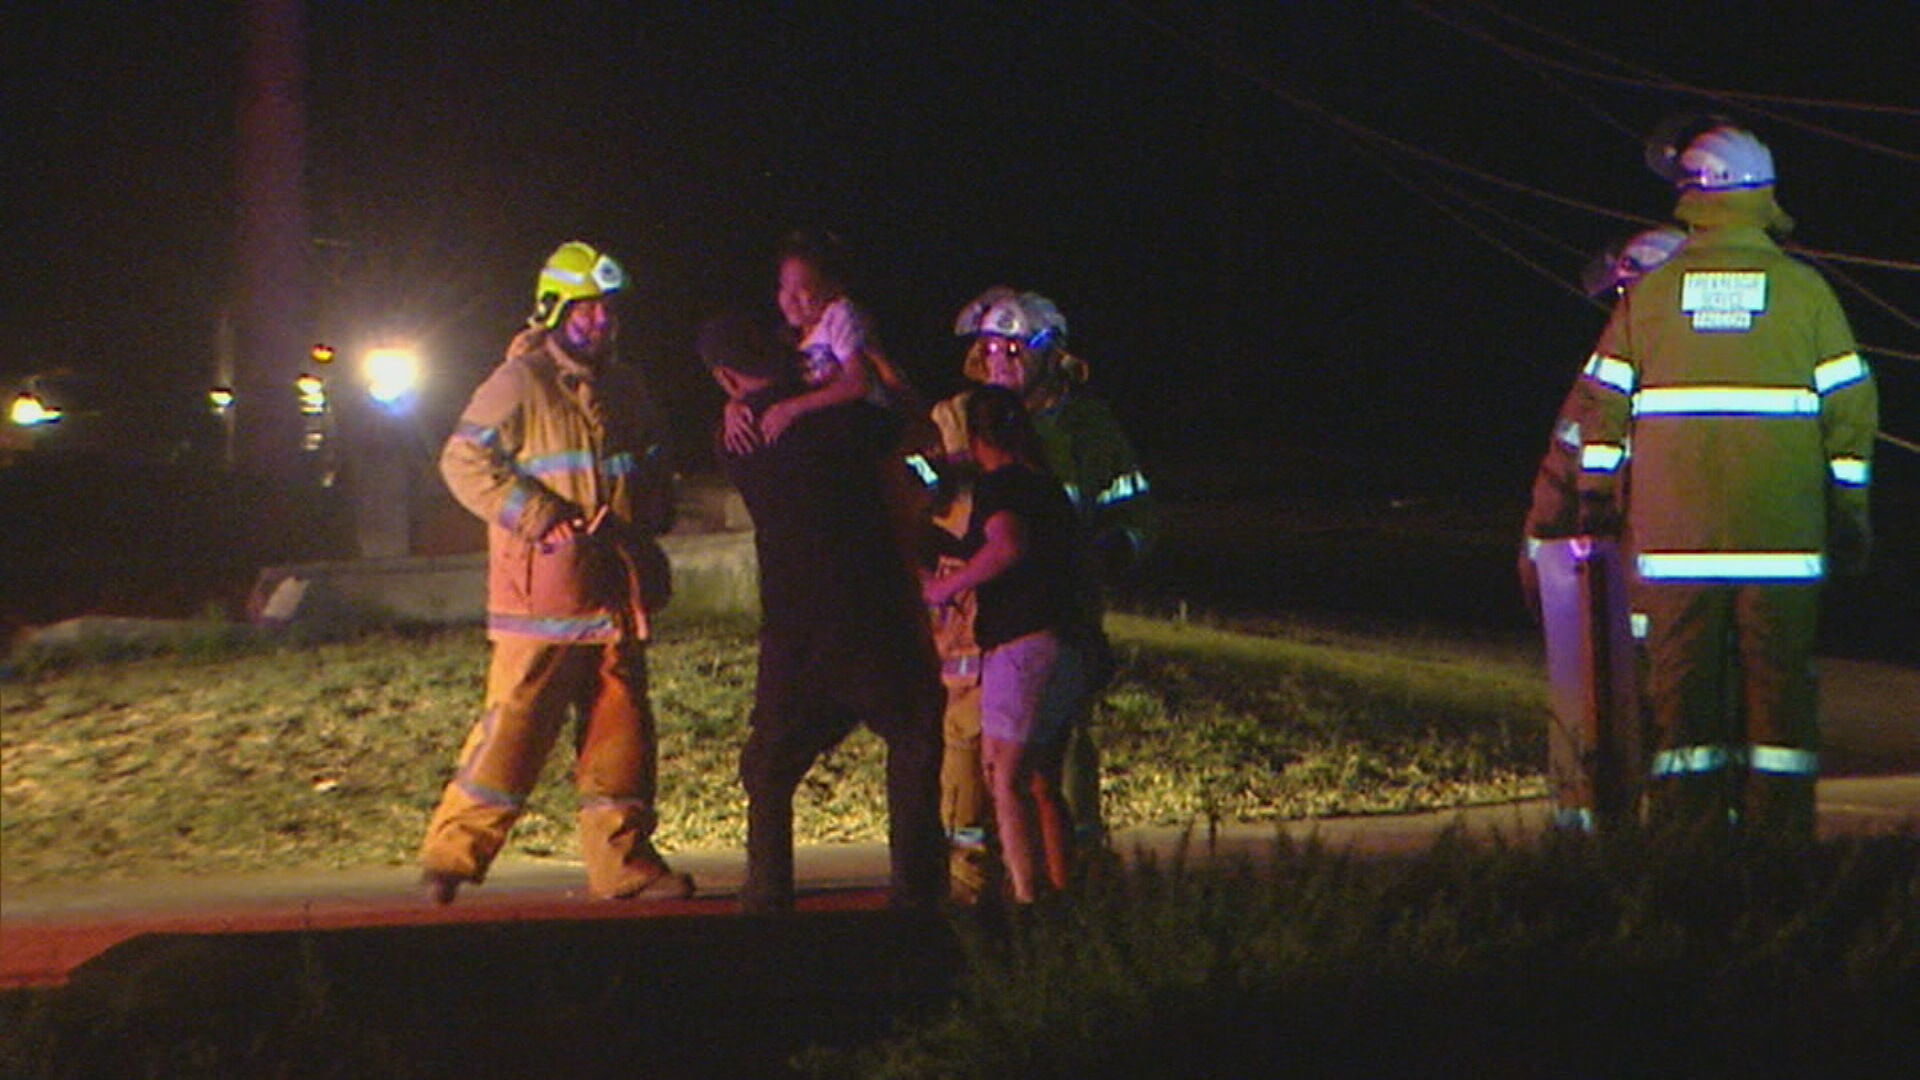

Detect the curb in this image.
[6,784,1913,990]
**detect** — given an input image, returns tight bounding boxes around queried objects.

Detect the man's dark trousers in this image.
[723,399,948,912]
[739,631,945,911]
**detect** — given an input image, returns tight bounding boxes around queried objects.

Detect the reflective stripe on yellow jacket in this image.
[1568,219,1875,583]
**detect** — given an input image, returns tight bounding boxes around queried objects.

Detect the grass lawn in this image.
[0,613,1547,889]
[5,616,1915,1078]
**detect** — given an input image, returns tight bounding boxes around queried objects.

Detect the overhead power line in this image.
[1303,129,1610,311]
[1113,2,1920,454]
[1459,0,1920,125]
[1405,0,1920,325]
[1115,1,1920,281]
[1111,2,1662,309]
[1441,0,1920,160]
[1810,259,1920,333]
[1863,343,1920,364]
[1113,2,1658,229]
[1784,247,1920,274]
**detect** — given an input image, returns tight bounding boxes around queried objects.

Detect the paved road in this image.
[3,658,1914,990]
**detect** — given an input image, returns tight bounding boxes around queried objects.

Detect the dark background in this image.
[3,1,1915,645]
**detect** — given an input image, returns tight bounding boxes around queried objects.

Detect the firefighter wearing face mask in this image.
[918,289,1159,895]
[418,240,691,904]
[1562,121,1877,840]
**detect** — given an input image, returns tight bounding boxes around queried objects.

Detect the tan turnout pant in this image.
[419,636,670,898]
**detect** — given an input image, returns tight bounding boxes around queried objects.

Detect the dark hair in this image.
[776,228,853,291]
[964,385,1047,470]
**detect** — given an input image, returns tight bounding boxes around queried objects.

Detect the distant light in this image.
[295,373,328,415]
[363,346,421,410]
[310,343,336,366]
[9,391,61,427]
[208,386,235,414]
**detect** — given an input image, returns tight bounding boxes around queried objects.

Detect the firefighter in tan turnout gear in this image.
[419,240,692,903]
[1521,224,1685,834]
[1562,120,1877,839]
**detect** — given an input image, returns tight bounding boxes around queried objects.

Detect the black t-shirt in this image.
[722,399,925,648]
[966,463,1085,650]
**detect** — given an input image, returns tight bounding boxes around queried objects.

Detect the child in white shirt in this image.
[725,232,919,452]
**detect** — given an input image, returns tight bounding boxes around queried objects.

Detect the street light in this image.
[354,345,424,558]
[363,346,421,412]
[207,386,237,469]
[9,390,62,427]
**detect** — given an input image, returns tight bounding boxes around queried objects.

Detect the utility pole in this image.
[234,0,310,479]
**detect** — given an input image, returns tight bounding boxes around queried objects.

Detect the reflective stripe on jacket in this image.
[442,330,674,642]
[1567,216,1875,584]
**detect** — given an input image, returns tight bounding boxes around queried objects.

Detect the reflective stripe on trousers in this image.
[1652,744,1817,778]
[1632,582,1820,776]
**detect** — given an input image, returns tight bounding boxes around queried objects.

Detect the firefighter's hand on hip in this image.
[536,506,598,552]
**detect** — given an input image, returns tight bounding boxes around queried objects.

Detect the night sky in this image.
[5,1,1916,492]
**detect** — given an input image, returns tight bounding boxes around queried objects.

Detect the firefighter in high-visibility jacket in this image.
[1563,121,1877,839]
[917,288,1158,895]
[418,240,692,903]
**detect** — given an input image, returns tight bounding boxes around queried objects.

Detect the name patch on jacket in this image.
[1681,271,1767,332]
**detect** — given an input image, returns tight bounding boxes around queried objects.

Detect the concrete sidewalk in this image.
[5,779,1915,990]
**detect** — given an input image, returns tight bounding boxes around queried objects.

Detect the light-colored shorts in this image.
[980,630,1087,745]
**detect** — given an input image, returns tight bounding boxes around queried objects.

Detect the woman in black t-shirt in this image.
[922,386,1091,904]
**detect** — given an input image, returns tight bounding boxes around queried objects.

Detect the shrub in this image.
[802,829,1920,1078]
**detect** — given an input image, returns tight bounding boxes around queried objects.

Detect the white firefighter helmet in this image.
[1646,116,1775,191]
[953,287,1068,352]
[1581,225,1687,297]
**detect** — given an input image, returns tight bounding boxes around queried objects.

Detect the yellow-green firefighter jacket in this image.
[1566,192,1875,584]
[441,329,675,643]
